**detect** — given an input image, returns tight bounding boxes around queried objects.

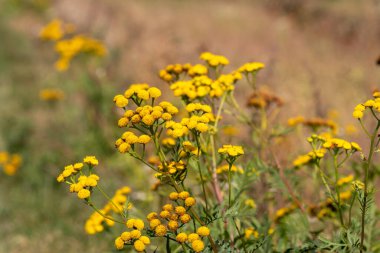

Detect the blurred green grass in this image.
[0,2,156,252]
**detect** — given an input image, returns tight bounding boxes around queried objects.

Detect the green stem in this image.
[333,155,345,228]
[195,135,209,211]
[232,218,248,253]
[360,121,380,252]
[228,162,233,208]
[348,191,357,228]
[96,185,127,220]
[315,164,336,203]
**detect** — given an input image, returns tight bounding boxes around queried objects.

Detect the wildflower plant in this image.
[56,52,380,252]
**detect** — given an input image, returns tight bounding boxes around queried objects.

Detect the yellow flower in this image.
[197,226,210,237]
[114,236,124,250]
[155,225,167,236]
[130,229,142,239]
[134,240,145,252]
[238,62,265,73]
[77,189,91,199]
[39,19,64,41]
[160,210,171,219]
[149,219,161,229]
[178,191,190,200]
[138,135,151,144]
[167,220,179,231]
[146,212,158,221]
[162,204,174,212]
[245,198,256,209]
[180,213,191,223]
[139,236,150,245]
[133,219,145,230]
[169,192,179,200]
[83,156,99,166]
[176,232,188,243]
[352,180,365,190]
[148,87,162,98]
[352,110,363,119]
[245,227,259,239]
[337,174,354,186]
[287,116,304,126]
[218,145,244,157]
[175,206,186,215]
[188,233,200,243]
[184,197,196,207]
[191,240,205,252]
[39,88,65,101]
[113,95,128,108]
[120,231,131,241]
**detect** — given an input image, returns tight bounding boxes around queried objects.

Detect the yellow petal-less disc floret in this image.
[197,226,210,237]
[192,240,205,252]
[134,239,146,252]
[188,233,200,243]
[176,232,188,243]
[155,225,167,236]
[77,189,91,199]
[178,191,190,200]
[114,236,124,250]
[184,197,196,207]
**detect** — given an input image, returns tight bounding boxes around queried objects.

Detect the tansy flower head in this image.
[218,145,244,158]
[83,156,99,166]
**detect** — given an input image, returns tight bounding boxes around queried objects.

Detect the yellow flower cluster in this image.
[146,191,201,248]
[54,35,106,71]
[200,52,229,67]
[175,226,210,252]
[288,116,337,133]
[115,218,150,252]
[292,149,326,167]
[351,180,365,190]
[244,227,259,239]
[246,87,284,109]
[218,145,244,157]
[337,174,354,186]
[165,121,190,138]
[164,103,216,137]
[115,132,151,153]
[352,92,380,119]
[216,164,244,174]
[274,203,297,222]
[40,19,106,72]
[0,152,22,176]
[39,88,65,101]
[156,160,186,175]
[322,138,361,152]
[308,191,352,219]
[245,198,257,209]
[115,86,177,129]
[117,103,178,128]
[188,64,208,77]
[170,73,239,100]
[39,19,75,41]
[287,116,305,126]
[238,62,265,74]
[159,63,192,82]
[158,52,252,101]
[56,156,99,199]
[85,186,132,234]
[115,84,163,106]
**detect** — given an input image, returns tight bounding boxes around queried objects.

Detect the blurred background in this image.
[0,0,379,252]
